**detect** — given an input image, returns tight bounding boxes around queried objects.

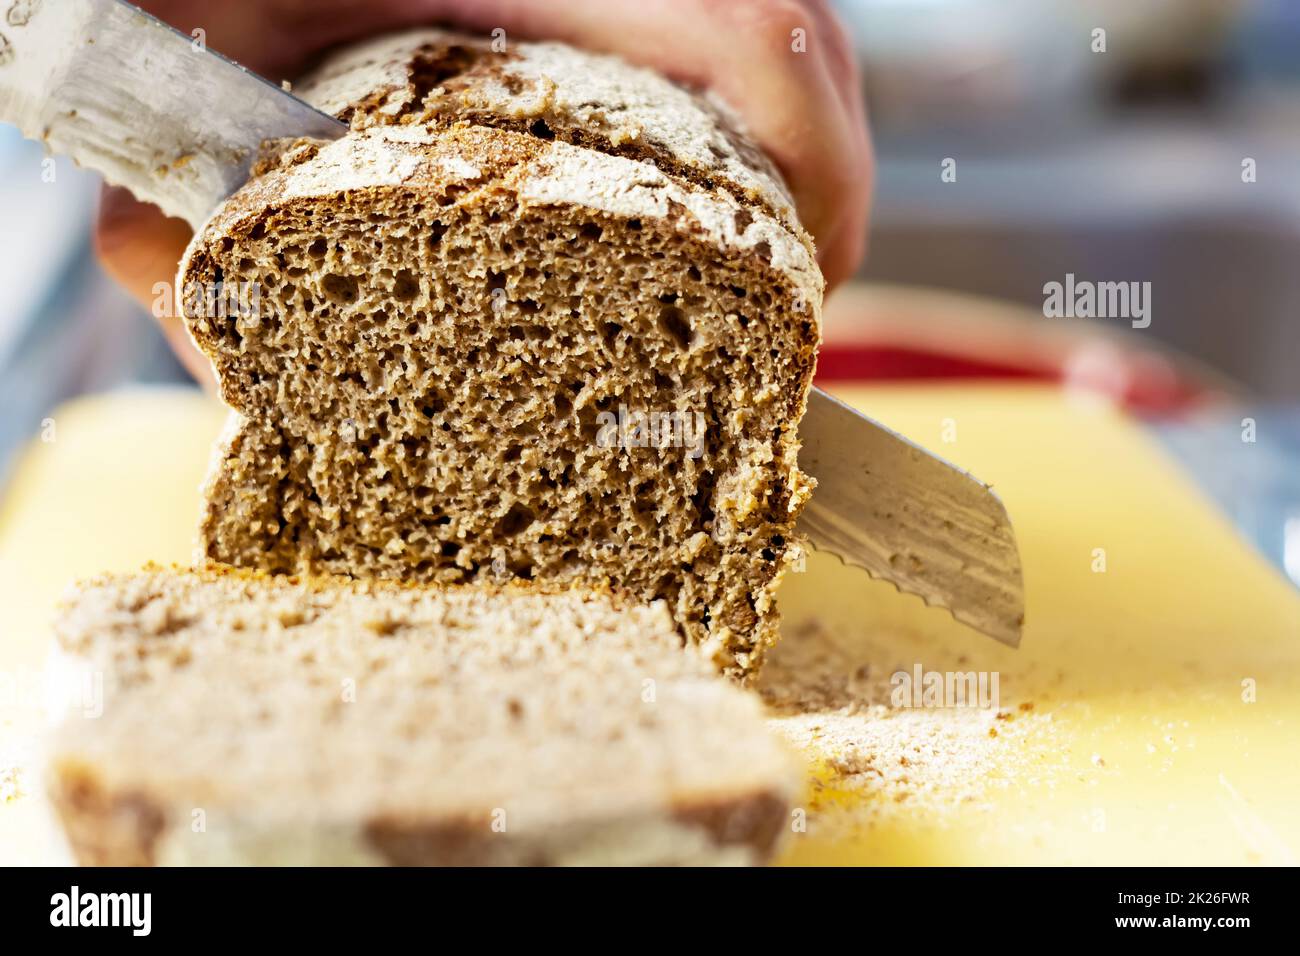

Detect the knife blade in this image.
[798,388,1025,646]
[1,2,1026,646]
[0,0,345,228]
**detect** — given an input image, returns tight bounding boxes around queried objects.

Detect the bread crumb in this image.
[759,617,1064,836]
[0,763,24,804]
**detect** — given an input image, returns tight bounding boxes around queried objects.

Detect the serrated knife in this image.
[0,0,345,227]
[798,390,1023,646]
[0,0,1025,646]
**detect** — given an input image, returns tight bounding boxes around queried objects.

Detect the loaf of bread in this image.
[179,29,823,679]
[47,566,799,866]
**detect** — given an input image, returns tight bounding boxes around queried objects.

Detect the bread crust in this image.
[180,123,821,333]
[294,28,803,230]
[49,779,791,866]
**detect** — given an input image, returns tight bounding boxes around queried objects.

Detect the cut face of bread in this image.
[48,566,800,866]
[181,31,822,678]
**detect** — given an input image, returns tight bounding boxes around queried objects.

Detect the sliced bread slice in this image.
[180,30,822,679]
[47,565,800,866]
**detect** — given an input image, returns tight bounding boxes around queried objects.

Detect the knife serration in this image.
[0,0,346,228]
[797,388,1025,646]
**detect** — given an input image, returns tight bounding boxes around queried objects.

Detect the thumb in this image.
[94,186,215,388]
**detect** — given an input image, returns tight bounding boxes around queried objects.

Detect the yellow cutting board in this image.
[1,385,1296,865]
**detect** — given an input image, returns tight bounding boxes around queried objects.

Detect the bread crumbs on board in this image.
[0,761,24,804]
[758,617,1066,835]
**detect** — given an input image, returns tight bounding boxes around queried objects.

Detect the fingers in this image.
[800,0,875,282]
[94,187,214,388]
[702,1,872,289]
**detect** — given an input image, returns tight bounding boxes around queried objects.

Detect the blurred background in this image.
[834,0,1300,403]
[1,0,1298,578]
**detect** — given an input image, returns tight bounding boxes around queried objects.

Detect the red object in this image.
[815,345,1052,384]
[813,344,1210,417]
